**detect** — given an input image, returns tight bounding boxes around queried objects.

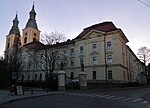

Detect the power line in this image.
[137,0,150,8]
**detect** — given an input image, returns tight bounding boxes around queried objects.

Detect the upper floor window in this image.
[80,58,84,65]
[107,41,112,50]
[7,43,10,48]
[107,55,112,63]
[70,60,74,66]
[33,38,36,41]
[64,50,67,54]
[71,48,74,54]
[24,37,27,43]
[92,57,97,65]
[80,46,83,53]
[92,43,97,52]
[34,33,36,36]
[25,32,27,36]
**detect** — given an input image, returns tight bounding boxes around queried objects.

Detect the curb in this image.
[0,92,67,106]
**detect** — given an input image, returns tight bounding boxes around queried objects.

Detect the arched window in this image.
[34,33,36,36]
[24,37,27,43]
[33,38,36,42]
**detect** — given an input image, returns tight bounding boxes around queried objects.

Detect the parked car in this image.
[66,79,80,89]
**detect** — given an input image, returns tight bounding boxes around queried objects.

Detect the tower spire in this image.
[9,12,20,36]
[25,3,38,30]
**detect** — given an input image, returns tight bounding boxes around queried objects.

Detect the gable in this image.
[81,30,105,39]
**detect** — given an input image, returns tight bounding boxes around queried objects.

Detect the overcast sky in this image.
[0,0,150,57]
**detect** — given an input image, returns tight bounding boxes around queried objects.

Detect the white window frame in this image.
[93,57,97,65]
[107,55,112,63]
[80,46,83,53]
[92,43,97,52]
[107,41,112,50]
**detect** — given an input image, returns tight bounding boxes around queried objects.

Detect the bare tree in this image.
[41,31,67,45]
[137,46,150,85]
[137,46,150,65]
[29,31,68,79]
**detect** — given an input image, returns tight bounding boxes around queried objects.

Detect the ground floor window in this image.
[28,74,30,80]
[108,70,112,80]
[93,71,96,79]
[70,72,74,79]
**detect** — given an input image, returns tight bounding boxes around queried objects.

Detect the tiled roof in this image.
[23,41,45,50]
[75,21,118,39]
[45,39,75,49]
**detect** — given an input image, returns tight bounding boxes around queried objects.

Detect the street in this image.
[1,87,150,108]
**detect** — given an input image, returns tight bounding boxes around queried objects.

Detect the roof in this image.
[9,14,20,36]
[75,21,118,39]
[25,4,38,30]
[45,39,75,49]
[23,41,45,50]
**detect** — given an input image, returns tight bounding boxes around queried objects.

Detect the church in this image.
[4,4,144,85]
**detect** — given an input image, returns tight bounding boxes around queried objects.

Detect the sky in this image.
[0,0,150,57]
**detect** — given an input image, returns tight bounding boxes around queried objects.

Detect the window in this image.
[93,71,96,79]
[34,33,36,36]
[21,75,24,82]
[25,32,27,36]
[92,43,97,52]
[28,61,32,69]
[71,48,74,53]
[71,60,74,66]
[28,74,30,80]
[70,72,74,79]
[108,70,112,80]
[40,73,42,81]
[33,38,36,41]
[7,43,10,48]
[92,57,97,65]
[107,41,112,49]
[107,55,112,63]
[35,74,37,80]
[64,50,67,55]
[24,37,27,43]
[80,46,83,53]
[80,58,84,64]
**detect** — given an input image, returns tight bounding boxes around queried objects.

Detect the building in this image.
[5,4,144,84]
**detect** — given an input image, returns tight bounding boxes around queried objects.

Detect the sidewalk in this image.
[0,89,66,105]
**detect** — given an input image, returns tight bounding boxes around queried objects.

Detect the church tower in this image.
[22,4,40,46]
[5,13,21,62]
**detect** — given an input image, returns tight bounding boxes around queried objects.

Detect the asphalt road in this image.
[2,87,150,108]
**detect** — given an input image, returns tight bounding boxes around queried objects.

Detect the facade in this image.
[5,5,144,84]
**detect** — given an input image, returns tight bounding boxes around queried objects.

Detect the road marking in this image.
[98,95,110,98]
[142,100,149,104]
[133,98,143,102]
[105,96,116,99]
[113,96,125,100]
[123,97,133,101]
[89,94,99,97]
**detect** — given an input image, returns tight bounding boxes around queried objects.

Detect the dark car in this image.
[66,79,80,89]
